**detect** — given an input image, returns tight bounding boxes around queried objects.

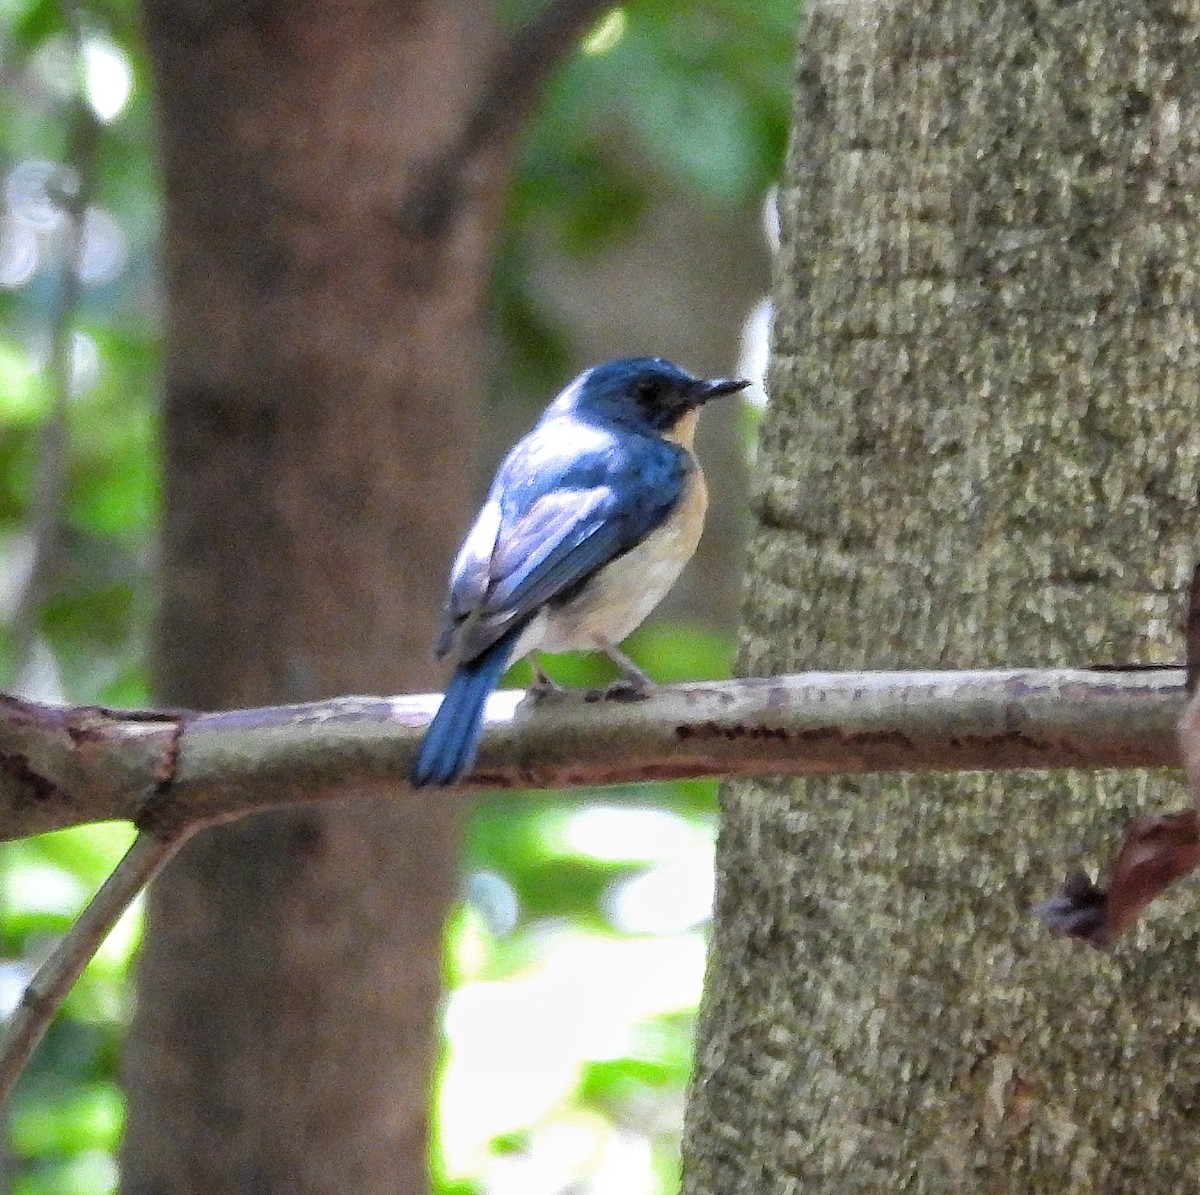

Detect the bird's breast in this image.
[535,458,708,653]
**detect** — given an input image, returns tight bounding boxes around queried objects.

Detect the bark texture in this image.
[123,2,505,1192]
[684,1,1200,1192]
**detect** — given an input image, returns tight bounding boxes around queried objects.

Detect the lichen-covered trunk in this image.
[683,1,1200,1192]
[122,3,505,1192]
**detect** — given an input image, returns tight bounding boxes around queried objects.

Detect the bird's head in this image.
[553,358,750,438]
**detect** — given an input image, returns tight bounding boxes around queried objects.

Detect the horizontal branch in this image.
[0,664,1191,1096]
[0,667,1187,842]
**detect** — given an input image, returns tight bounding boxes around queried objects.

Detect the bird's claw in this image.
[528,670,570,701]
[585,677,656,703]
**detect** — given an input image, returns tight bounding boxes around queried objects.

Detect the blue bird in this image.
[410,357,749,787]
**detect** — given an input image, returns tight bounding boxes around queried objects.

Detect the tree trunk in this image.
[122,3,505,1192]
[684,1,1200,1192]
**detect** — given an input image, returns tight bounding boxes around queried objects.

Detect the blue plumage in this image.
[481,431,687,628]
[410,632,518,787]
[411,357,749,787]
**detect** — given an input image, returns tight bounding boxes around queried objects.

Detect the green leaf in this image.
[9,1082,124,1157]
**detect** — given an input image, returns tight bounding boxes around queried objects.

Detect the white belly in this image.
[514,464,708,658]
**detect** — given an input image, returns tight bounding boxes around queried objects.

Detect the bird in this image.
[410,356,749,787]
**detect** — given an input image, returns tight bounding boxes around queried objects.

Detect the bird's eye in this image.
[635,376,660,402]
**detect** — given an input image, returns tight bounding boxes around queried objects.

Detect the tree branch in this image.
[1039,569,1200,946]
[1187,562,1200,696]
[0,827,190,1107]
[396,0,614,238]
[0,695,181,840]
[0,667,1187,842]
[8,11,101,685]
[0,662,1188,1103]
[464,0,616,154]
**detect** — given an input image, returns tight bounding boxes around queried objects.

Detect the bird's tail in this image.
[410,634,517,787]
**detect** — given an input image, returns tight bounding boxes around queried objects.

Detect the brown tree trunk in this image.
[683,0,1200,1191]
[122,3,506,1191]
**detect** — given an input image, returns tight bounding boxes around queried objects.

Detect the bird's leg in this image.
[527,654,569,700]
[595,639,657,701]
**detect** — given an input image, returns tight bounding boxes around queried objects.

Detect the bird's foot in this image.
[528,661,570,702]
[590,638,657,702]
[588,675,657,703]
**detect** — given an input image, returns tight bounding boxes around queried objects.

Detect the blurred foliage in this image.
[0,1,794,1191]
[497,0,794,390]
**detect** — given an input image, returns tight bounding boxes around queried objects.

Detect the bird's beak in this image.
[689,376,751,405]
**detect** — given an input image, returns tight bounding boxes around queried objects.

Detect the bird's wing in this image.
[485,485,629,615]
[435,498,503,657]
[447,424,688,662]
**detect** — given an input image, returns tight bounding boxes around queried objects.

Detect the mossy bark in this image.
[684,1,1200,1191]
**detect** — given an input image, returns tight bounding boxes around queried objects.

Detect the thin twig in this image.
[8,10,101,686]
[0,827,191,1106]
[1039,569,1200,945]
[1185,563,1200,695]
[1179,563,1200,808]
